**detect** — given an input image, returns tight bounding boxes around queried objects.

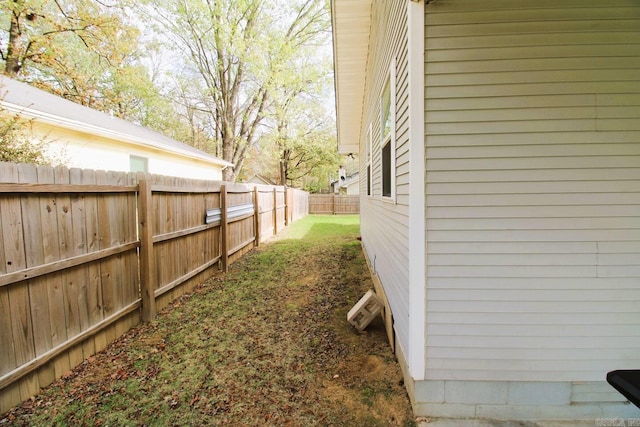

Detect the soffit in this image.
[331,0,372,154]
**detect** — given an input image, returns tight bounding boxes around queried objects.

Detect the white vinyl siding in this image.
[360,0,411,351]
[424,0,640,385]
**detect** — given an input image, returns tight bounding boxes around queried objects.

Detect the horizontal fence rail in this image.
[0,162,308,413]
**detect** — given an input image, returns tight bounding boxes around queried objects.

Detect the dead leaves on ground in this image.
[2,236,414,427]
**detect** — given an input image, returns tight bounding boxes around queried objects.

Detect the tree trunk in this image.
[4,5,23,76]
[279,159,286,186]
[222,166,235,182]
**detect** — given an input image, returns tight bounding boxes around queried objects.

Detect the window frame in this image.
[129,155,148,173]
[366,124,372,196]
[380,58,396,201]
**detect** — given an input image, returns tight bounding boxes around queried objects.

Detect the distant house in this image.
[245,174,276,186]
[331,171,359,195]
[332,0,640,422]
[0,76,233,179]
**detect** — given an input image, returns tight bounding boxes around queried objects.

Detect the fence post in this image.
[273,187,278,236]
[253,186,261,247]
[220,184,229,272]
[138,175,156,322]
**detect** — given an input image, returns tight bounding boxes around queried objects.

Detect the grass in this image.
[2,215,415,427]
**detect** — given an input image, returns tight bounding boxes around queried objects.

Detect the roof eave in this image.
[1,100,234,169]
[331,0,372,155]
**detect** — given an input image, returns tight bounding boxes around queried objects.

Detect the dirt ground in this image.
[1,216,415,426]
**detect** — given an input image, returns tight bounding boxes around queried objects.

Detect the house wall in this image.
[418,0,640,419]
[345,181,359,196]
[35,123,224,180]
[359,0,412,354]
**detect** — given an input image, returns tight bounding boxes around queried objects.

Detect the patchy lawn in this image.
[1,215,415,426]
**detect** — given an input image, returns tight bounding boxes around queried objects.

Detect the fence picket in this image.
[2,163,37,404]
[138,177,156,323]
[69,168,91,359]
[18,163,55,388]
[36,165,71,379]
[0,168,18,413]
[54,166,84,369]
[220,185,228,272]
[80,168,106,353]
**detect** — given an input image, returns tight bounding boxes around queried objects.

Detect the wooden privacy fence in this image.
[308,194,360,214]
[0,162,308,413]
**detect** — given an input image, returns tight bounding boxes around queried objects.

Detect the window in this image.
[380,59,395,199]
[365,124,372,196]
[130,155,148,173]
[381,78,392,142]
[382,141,391,197]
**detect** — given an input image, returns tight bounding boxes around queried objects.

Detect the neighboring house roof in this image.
[332,171,360,187]
[246,174,276,185]
[0,75,234,169]
[331,0,372,154]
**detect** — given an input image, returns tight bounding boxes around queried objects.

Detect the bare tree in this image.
[142,0,330,181]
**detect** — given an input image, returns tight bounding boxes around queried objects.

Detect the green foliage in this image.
[0,0,169,126]
[0,111,49,164]
[283,214,359,240]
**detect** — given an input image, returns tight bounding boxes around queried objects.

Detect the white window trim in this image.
[367,123,373,197]
[381,57,396,202]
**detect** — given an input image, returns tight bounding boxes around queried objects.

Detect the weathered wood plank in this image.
[35,165,71,379]
[228,237,256,257]
[0,183,137,193]
[138,176,156,323]
[164,176,177,293]
[220,185,228,272]
[0,299,140,391]
[109,171,128,337]
[52,167,84,369]
[69,168,95,361]
[150,183,222,193]
[95,170,116,346]
[253,187,261,247]
[154,256,221,299]
[0,166,18,410]
[193,192,206,274]
[17,163,54,388]
[204,191,220,268]
[2,163,37,402]
[124,172,139,325]
[81,169,106,353]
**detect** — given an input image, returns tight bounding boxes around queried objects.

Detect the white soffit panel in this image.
[331,0,372,154]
